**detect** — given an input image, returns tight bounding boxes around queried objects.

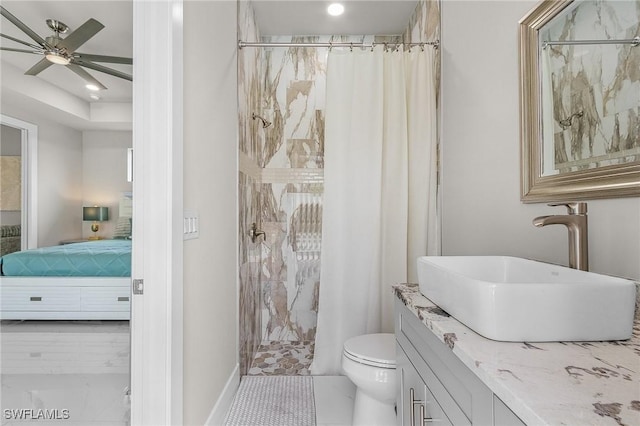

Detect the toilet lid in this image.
[343,333,396,369]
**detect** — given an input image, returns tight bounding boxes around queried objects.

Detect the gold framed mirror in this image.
[519,0,640,203]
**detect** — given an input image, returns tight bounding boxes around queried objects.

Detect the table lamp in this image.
[83,206,109,240]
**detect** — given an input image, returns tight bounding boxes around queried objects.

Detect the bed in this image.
[0,239,131,320]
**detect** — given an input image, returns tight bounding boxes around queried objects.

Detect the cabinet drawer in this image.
[1,287,81,311]
[80,287,130,312]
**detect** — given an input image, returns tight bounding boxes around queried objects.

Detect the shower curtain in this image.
[311,45,438,375]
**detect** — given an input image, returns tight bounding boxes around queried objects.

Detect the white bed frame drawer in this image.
[1,277,131,320]
[81,287,131,312]
[1,287,81,312]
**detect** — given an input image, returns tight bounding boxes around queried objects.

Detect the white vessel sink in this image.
[417,256,637,342]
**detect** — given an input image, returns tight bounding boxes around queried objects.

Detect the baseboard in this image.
[205,363,240,426]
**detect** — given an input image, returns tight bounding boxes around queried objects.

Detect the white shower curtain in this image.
[311,46,438,375]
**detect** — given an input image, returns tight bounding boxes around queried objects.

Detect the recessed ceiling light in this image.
[89,93,101,101]
[327,3,344,16]
[86,83,100,91]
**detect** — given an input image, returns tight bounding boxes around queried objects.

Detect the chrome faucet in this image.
[532,202,589,271]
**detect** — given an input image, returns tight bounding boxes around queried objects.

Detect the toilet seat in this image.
[343,333,396,369]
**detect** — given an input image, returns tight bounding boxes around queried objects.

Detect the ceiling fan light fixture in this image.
[45,51,71,65]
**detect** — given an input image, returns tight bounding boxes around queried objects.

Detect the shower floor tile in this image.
[248,341,315,376]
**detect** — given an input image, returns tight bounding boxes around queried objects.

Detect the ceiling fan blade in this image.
[56,18,104,53]
[74,53,132,65]
[25,58,53,76]
[1,46,43,55]
[67,63,107,90]
[1,32,44,50]
[0,6,47,47]
[72,59,132,81]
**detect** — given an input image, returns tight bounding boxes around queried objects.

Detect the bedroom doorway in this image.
[0,115,37,254]
[1,1,182,423]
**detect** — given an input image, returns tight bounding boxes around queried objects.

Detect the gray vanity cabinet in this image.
[397,347,454,426]
[395,298,526,426]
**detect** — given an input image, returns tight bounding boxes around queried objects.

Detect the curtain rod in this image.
[543,36,639,48]
[238,40,439,50]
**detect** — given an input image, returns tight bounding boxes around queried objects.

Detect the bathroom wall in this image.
[238,21,331,353]
[440,0,640,281]
[404,0,441,105]
[257,35,328,344]
[183,1,239,423]
[238,0,264,376]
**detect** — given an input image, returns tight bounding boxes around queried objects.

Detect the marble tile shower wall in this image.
[404,0,441,104]
[542,1,640,172]
[237,0,440,375]
[259,34,331,343]
[238,0,263,376]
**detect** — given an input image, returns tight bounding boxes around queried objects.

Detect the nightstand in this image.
[59,238,90,245]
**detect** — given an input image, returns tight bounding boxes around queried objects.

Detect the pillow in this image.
[113,216,132,239]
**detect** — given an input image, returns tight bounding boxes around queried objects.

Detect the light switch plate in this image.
[183,210,199,240]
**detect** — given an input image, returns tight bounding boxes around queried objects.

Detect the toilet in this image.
[342,333,397,426]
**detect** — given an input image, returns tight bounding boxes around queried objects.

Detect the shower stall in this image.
[237,0,440,377]
[237,27,327,376]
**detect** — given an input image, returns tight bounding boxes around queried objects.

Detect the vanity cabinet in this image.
[397,347,453,426]
[395,298,526,426]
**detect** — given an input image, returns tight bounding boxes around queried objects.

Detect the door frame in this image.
[0,114,38,250]
[130,0,184,424]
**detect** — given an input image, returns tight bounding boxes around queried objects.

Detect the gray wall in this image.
[1,124,22,226]
[0,105,83,247]
[440,0,640,281]
[81,130,132,239]
[1,124,21,155]
[183,1,238,424]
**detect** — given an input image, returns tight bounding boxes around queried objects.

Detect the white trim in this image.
[131,1,183,424]
[170,1,184,424]
[205,364,240,426]
[0,114,38,250]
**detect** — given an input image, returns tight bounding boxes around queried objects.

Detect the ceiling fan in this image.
[0,6,132,91]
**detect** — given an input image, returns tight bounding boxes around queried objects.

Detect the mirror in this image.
[519,0,640,203]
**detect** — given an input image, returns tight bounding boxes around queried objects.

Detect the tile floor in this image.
[1,322,353,426]
[248,340,315,376]
[1,320,130,426]
[224,375,355,426]
[313,376,356,426]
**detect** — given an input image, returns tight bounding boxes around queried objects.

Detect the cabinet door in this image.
[397,344,452,426]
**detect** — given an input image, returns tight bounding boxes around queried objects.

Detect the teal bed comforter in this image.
[0,240,131,277]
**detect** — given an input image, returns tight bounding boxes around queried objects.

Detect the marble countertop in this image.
[393,283,640,426]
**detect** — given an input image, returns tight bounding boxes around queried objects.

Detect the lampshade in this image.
[83,206,109,222]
